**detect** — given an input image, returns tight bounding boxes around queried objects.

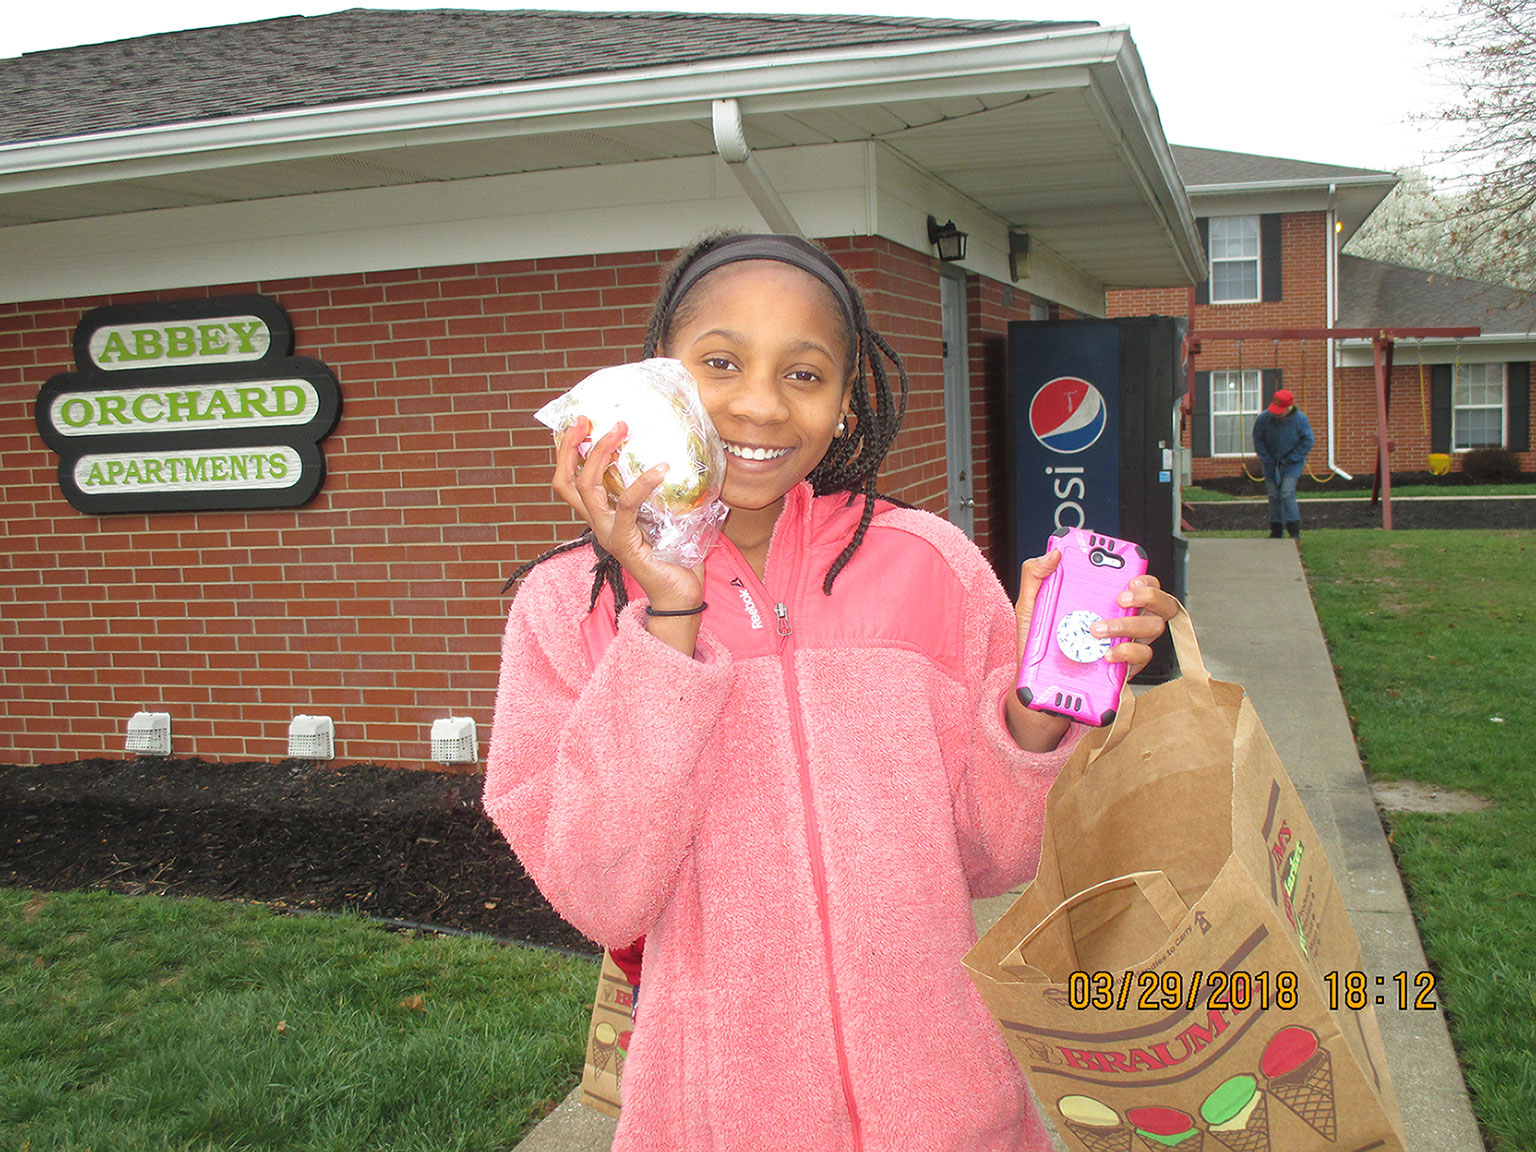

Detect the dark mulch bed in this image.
[1182,493,1536,532]
[0,757,598,956]
[3,496,1527,954]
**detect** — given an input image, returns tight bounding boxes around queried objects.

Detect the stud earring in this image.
[836,415,848,437]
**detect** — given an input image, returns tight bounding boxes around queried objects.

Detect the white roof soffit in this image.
[0,24,1204,287]
[1187,175,1399,246]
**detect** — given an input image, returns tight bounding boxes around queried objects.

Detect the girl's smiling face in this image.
[660,260,853,522]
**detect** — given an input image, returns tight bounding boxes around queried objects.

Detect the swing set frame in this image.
[1185,325,1481,529]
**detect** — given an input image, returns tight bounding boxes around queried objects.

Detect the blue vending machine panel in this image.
[1005,317,1186,681]
[1007,320,1121,564]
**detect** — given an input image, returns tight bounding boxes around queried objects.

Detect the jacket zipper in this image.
[740,546,864,1150]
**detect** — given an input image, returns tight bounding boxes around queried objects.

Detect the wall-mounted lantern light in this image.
[926,216,968,262]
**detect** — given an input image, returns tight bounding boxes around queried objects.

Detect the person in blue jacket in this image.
[1252,388,1314,538]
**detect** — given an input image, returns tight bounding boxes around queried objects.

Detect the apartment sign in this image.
[36,296,342,514]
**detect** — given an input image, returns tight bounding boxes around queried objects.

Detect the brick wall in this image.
[0,237,980,768]
[830,239,949,516]
[1107,212,1536,479]
[1108,212,1330,481]
[1332,362,1534,478]
[967,279,1048,575]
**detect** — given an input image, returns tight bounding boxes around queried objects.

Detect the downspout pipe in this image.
[713,98,803,236]
[1325,183,1353,479]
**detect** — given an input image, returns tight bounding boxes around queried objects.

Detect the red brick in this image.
[0,240,1066,765]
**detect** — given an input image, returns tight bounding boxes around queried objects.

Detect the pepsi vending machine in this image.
[1003,316,1187,680]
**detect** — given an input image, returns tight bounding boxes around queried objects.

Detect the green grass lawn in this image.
[1299,530,1536,1152]
[9,534,1535,1149]
[0,890,598,1151]
[1185,481,1536,501]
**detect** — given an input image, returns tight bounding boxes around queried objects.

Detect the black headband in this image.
[662,233,858,335]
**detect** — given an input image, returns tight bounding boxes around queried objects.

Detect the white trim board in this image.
[1336,336,1536,367]
[0,146,878,304]
[0,140,1107,313]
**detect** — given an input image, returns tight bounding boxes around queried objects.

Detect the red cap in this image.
[1267,389,1295,415]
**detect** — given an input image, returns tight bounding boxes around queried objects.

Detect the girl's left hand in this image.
[1004,555,1181,751]
[1090,572,1181,682]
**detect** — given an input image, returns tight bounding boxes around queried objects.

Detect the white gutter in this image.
[712,98,801,236]
[0,25,1124,194]
[1184,174,1398,196]
[1325,183,1352,478]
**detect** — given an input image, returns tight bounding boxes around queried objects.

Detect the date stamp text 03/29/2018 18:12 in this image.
[1067,970,1438,1013]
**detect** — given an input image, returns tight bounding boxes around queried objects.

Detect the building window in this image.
[1210,369,1262,456]
[1453,362,1506,449]
[1208,217,1261,303]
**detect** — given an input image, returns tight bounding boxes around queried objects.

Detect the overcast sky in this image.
[1,0,1467,178]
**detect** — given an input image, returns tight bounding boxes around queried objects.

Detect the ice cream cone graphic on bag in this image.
[1126,1106,1203,1152]
[615,1028,632,1082]
[590,1020,618,1075]
[1260,1025,1336,1140]
[1200,1075,1270,1152]
[1057,1095,1132,1152]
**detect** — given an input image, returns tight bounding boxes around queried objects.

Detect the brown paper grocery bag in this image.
[579,950,636,1118]
[965,604,1409,1152]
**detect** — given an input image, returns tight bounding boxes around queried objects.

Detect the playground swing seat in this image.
[1420,340,1454,476]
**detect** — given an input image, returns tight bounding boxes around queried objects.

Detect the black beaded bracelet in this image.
[645,602,707,618]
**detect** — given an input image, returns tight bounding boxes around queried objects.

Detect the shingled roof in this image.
[0,11,1207,303]
[0,8,1087,147]
[1171,144,1396,188]
[1340,254,1536,336]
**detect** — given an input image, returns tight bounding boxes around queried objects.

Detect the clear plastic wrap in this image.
[534,358,729,568]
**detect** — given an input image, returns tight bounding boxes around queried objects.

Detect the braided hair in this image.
[505,231,910,614]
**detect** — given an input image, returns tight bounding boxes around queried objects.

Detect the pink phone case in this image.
[1016,527,1148,727]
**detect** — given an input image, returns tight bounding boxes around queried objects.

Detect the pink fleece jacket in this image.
[484,482,1079,1152]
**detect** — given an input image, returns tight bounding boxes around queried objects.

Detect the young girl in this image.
[485,233,1176,1151]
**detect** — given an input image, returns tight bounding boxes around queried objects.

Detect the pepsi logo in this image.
[1029,376,1107,454]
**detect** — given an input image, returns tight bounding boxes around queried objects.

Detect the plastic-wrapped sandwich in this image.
[535,358,729,567]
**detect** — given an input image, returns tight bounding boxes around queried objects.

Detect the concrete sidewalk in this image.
[1183,537,1481,1151]
[514,536,1484,1152]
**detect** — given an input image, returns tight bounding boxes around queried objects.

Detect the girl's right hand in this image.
[553,417,706,616]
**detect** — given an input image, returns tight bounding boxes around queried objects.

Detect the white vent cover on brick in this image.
[431,716,477,765]
[287,714,335,761]
[125,711,171,756]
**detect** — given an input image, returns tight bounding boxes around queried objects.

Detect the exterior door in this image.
[941,270,975,538]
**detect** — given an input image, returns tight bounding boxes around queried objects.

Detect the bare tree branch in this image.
[1346,167,1536,291]
[1387,1,1536,288]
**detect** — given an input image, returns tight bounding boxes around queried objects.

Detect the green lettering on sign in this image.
[72,447,304,495]
[44,295,339,515]
[97,332,132,364]
[49,380,321,438]
[88,316,272,371]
